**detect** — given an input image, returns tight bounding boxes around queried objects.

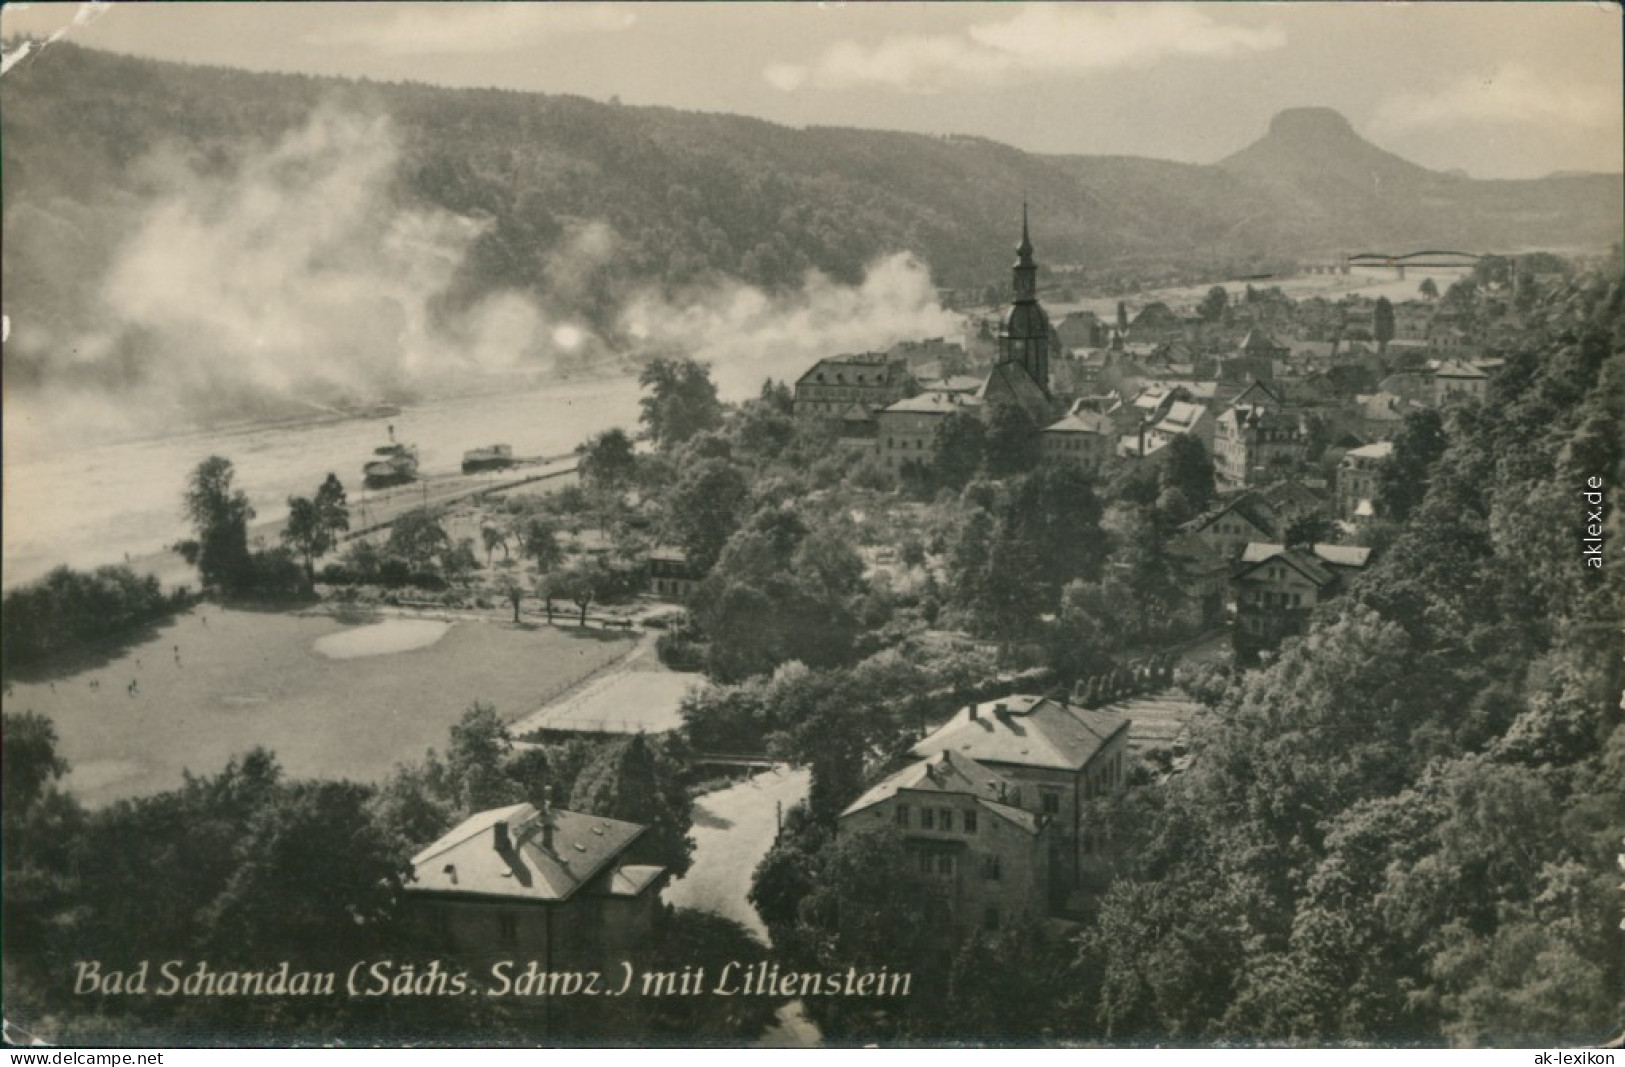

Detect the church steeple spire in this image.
[998,203,1051,395]
[1012,201,1037,302]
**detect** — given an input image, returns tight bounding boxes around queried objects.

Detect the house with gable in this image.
[839,749,1050,936]
[911,695,1130,906]
[1232,542,1371,659]
[1182,493,1279,560]
[405,803,667,967]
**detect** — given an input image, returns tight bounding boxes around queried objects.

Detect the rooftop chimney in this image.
[541,815,555,853]
[442,863,458,886]
[493,820,510,853]
[969,703,979,721]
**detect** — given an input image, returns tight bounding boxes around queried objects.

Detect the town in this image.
[2,5,1621,1050]
[6,206,1621,1047]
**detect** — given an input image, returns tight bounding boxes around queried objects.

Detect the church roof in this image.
[979,361,1053,420]
[1002,300,1052,340]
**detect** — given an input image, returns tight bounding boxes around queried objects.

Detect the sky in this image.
[1,1,1621,179]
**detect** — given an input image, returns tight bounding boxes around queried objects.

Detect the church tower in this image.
[998,204,1052,394]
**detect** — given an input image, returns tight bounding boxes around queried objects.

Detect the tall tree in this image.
[983,403,1042,478]
[281,474,350,582]
[1159,435,1216,509]
[1419,277,1439,301]
[386,509,451,571]
[1373,296,1395,357]
[1375,408,1448,521]
[1198,285,1229,324]
[180,456,255,591]
[932,410,987,490]
[638,357,723,450]
[569,734,694,877]
[576,427,639,491]
[664,457,750,571]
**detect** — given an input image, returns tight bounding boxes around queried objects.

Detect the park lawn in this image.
[5,603,635,808]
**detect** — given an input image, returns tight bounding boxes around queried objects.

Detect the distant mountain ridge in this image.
[3,43,1620,325]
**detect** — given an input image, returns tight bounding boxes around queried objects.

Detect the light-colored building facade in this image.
[876,391,983,471]
[840,749,1049,937]
[1041,412,1114,470]
[1337,441,1393,523]
[911,695,1130,906]
[793,353,916,422]
[1212,403,1306,487]
[1232,543,1371,659]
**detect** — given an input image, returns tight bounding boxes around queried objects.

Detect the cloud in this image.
[3,103,959,455]
[617,253,961,397]
[306,3,635,56]
[1370,64,1622,134]
[3,106,581,451]
[766,3,1284,94]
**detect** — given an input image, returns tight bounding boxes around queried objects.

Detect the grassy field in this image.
[3,603,635,807]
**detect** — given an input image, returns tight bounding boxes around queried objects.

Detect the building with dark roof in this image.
[840,749,1050,936]
[793,352,916,422]
[405,803,666,966]
[911,695,1130,901]
[1182,493,1279,559]
[1232,542,1371,661]
[996,204,1055,397]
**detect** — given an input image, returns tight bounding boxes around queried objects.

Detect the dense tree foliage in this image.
[639,358,724,450]
[1068,273,1625,1046]
[1,565,180,673]
[282,473,350,582]
[179,456,256,591]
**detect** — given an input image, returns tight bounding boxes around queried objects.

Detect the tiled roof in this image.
[1345,441,1395,460]
[883,391,980,415]
[1043,412,1113,436]
[1155,401,1208,433]
[1433,359,1487,379]
[1238,542,1371,583]
[1186,492,1277,537]
[841,750,1039,833]
[409,804,653,903]
[910,695,1129,773]
[978,361,1052,416]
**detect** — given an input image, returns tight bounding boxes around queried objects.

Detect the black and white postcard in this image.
[2,1,1621,1049]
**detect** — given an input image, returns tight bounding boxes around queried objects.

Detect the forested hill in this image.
[4,42,1621,313]
[1087,273,1625,1045]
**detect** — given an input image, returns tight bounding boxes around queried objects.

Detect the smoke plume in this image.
[3,105,959,456]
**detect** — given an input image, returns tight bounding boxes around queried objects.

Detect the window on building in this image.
[497,913,519,947]
[921,808,935,830]
[982,855,1002,880]
[895,805,909,828]
[1042,792,1061,815]
[940,809,954,832]
[963,810,978,833]
[936,853,955,876]
[918,851,933,875]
